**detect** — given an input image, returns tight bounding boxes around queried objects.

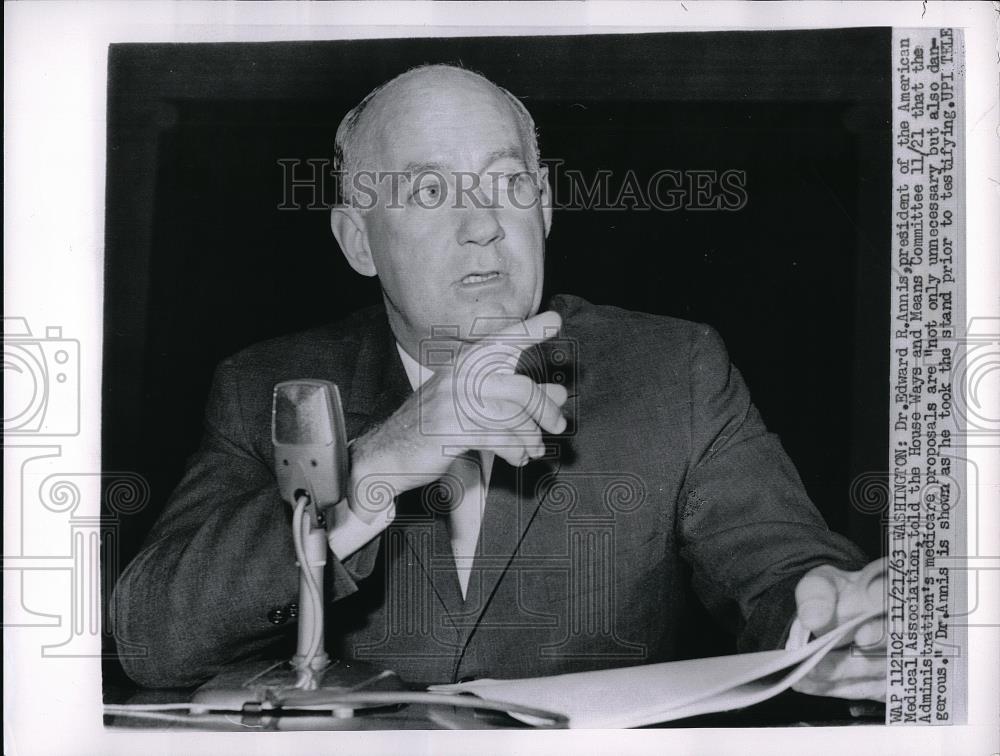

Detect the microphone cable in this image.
[290,491,325,689]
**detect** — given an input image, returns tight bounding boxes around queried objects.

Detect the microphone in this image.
[271,379,349,513]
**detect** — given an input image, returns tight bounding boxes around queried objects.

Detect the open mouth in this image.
[460,271,503,285]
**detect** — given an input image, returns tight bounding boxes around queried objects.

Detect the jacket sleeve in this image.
[676,325,868,652]
[110,358,380,688]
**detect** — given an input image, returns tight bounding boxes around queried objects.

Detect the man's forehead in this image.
[363,71,528,171]
[394,145,529,177]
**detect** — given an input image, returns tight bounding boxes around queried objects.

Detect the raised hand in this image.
[347,310,568,523]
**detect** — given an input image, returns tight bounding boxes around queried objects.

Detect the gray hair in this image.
[333,64,540,208]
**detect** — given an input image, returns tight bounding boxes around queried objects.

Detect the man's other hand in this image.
[347,310,568,523]
[791,557,887,701]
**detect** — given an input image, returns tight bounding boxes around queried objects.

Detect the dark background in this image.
[102,30,891,695]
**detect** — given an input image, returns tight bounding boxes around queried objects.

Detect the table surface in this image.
[104,658,885,730]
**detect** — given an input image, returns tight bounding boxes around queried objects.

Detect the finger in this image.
[838,558,889,624]
[481,375,567,434]
[475,311,563,373]
[491,310,563,345]
[800,648,885,687]
[856,556,889,588]
[836,579,874,623]
[540,382,568,408]
[853,616,887,649]
[859,556,888,606]
[795,566,841,634]
[490,445,530,467]
[497,426,544,458]
[467,427,544,463]
[794,649,886,700]
[794,676,886,702]
[536,383,569,434]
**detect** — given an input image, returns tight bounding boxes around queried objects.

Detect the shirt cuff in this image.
[327,499,396,560]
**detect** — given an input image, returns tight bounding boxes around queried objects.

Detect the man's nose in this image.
[456,201,505,247]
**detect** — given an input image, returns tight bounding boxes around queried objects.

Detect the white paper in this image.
[431,610,882,728]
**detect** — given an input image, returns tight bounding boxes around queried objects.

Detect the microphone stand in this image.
[190,493,339,709]
[191,379,394,713]
[290,495,330,689]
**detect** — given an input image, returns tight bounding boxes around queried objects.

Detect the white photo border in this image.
[4,2,997,755]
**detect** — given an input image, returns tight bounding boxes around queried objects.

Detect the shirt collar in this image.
[395,342,435,391]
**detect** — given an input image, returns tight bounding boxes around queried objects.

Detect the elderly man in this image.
[113,64,885,700]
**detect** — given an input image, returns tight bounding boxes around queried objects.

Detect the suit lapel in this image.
[453,319,580,661]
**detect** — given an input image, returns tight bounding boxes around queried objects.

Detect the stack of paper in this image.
[430,610,882,728]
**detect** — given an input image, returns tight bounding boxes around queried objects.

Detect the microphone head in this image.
[271,380,348,509]
[273,382,337,445]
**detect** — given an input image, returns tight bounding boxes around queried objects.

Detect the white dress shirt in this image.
[395,343,493,599]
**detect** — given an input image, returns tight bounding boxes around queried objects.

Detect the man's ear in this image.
[538,165,553,238]
[330,206,377,277]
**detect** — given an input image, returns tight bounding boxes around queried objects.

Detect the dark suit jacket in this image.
[112,294,866,688]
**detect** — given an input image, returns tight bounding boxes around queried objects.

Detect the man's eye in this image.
[499,171,538,204]
[410,182,442,205]
[498,171,530,187]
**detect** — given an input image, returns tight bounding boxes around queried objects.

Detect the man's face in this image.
[348,70,552,357]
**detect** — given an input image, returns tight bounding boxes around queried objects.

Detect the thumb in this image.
[795,566,841,634]
[490,310,562,346]
[474,310,563,373]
